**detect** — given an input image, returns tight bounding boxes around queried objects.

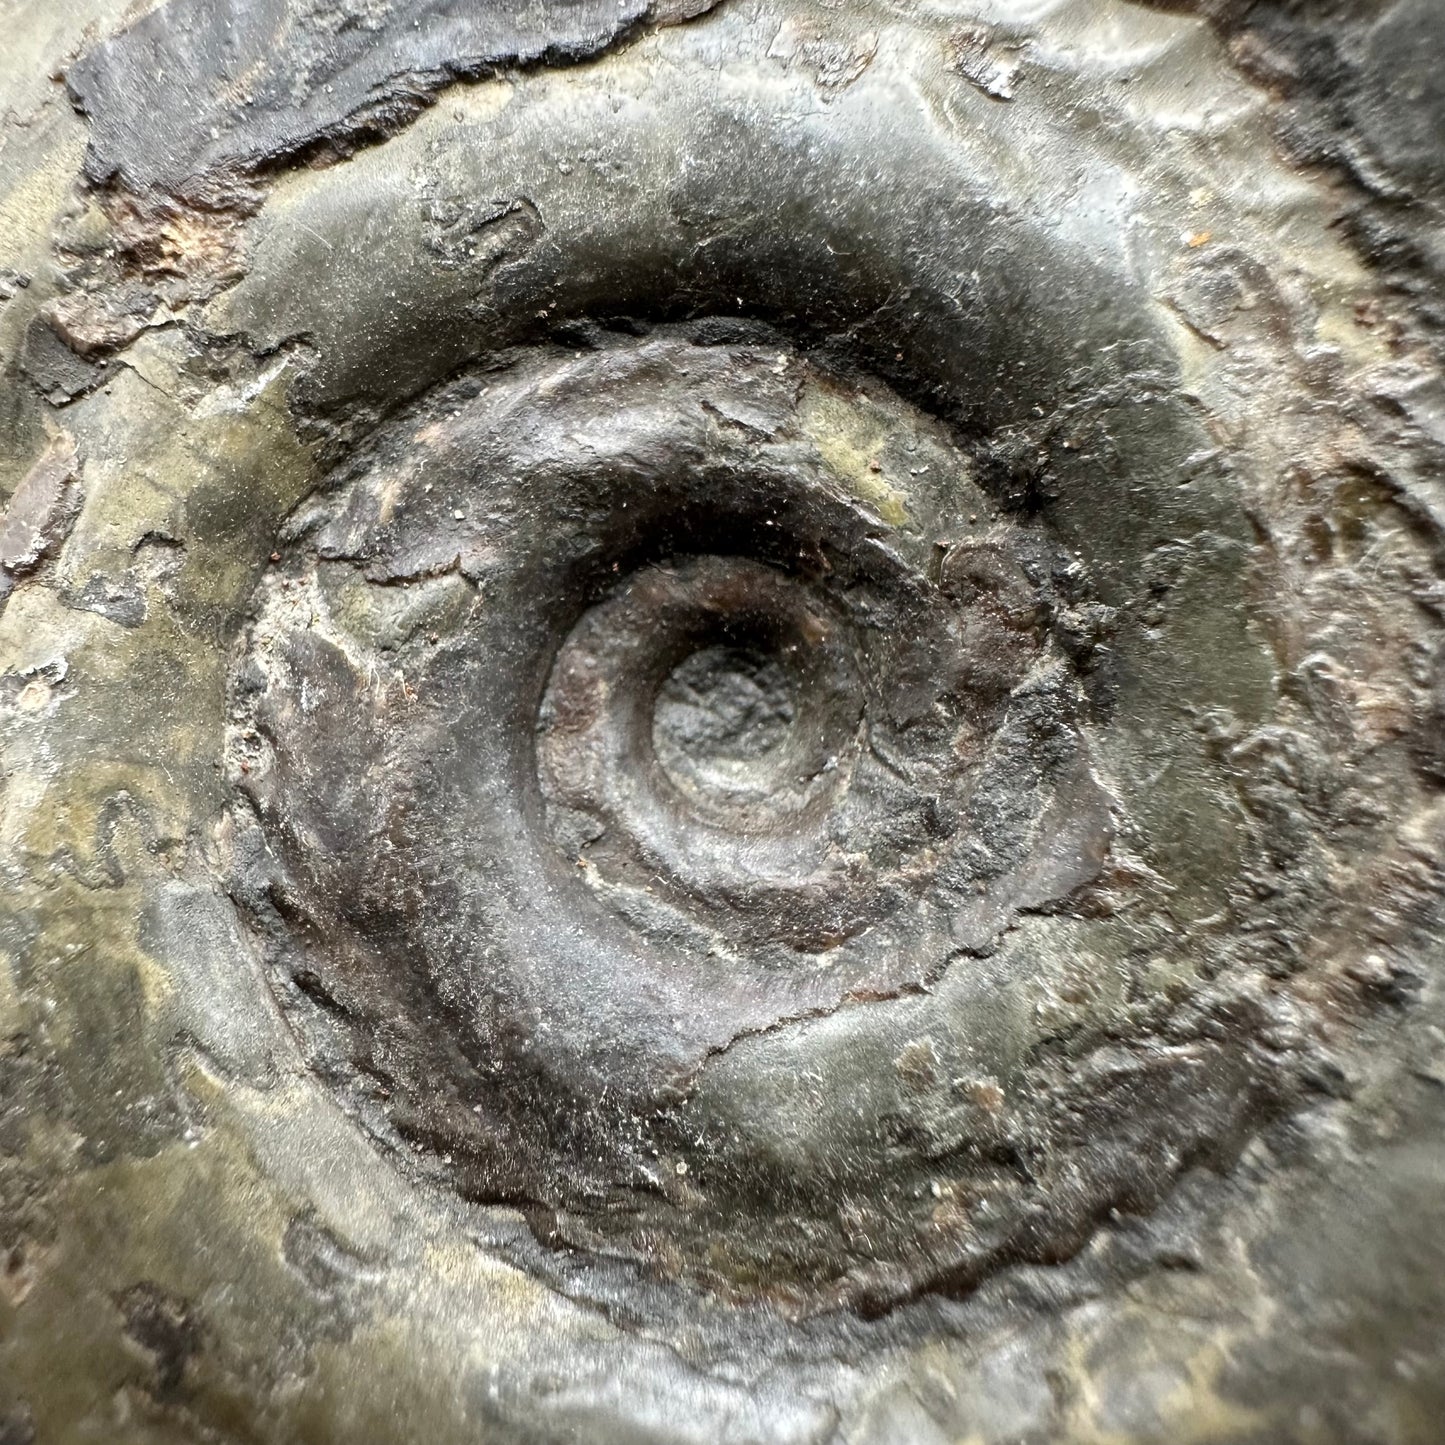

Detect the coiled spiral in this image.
[202,1,1434,1319]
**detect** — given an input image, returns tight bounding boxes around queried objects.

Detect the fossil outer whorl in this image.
[189,0,1438,1328]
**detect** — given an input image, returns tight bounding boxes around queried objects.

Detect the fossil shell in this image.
[3,0,1443,1439]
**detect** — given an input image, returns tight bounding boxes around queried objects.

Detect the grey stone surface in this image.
[1,0,1443,1440]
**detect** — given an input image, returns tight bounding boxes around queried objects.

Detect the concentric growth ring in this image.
[540,555,872,949]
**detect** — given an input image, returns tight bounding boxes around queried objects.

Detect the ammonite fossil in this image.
[2,0,1443,1440]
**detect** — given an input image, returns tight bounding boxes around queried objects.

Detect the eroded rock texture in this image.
[1,1,1443,1442]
